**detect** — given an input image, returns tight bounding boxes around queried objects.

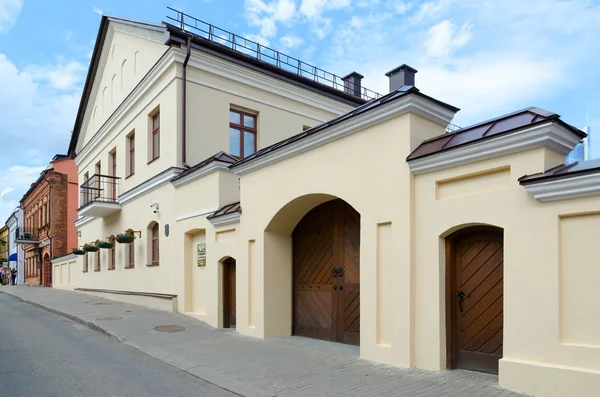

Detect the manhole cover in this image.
[154,325,185,333]
[95,316,124,321]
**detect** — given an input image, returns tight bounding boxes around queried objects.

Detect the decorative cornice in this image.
[522,172,600,202]
[171,162,232,188]
[175,207,219,222]
[208,212,240,227]
[408,122,581,175]
[74,216,95,228]
[119,167,182,205]
[232,94,455,176]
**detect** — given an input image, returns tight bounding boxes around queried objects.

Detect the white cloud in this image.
[245,33,271,47]
[280,34,304,49]
[0,54,82,222]
[92,6,103,16]
[0,0,22,34]
[25,58,86,90]
[244,0,297,39]
[299,0,351,19]
[395,1,413,14]
[425,20,472,58]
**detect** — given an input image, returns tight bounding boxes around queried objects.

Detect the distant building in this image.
[5,207,25,284]
[566,126,591,163]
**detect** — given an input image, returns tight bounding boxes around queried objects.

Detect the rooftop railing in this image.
[166,7,382,102]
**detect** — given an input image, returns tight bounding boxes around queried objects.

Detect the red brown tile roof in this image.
[407,107,585,161]
[207,202,241,220]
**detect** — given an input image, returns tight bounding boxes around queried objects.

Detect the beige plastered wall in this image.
[183,64,355,166]
[52,254,78,290]
[234,111,600,396]
[77,183,177,294]
[173,169,241,327]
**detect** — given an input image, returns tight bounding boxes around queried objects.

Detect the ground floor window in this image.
[128,243,135,268]
[109,248,115,270]
[83,255,88,272]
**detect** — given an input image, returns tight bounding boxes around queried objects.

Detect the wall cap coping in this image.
[231,93,455,176]
[208,211,240,226]
[407,122,581,175]
[521,172,600,202]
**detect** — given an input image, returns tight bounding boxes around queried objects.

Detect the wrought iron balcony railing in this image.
[80,174,120,209]
[15,226,39,243]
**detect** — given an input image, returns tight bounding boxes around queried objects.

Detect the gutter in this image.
[182,36,192,168]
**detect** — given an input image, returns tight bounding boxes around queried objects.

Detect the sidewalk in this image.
[0,286,524,397]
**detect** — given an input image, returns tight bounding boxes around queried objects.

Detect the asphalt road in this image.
[0,292,235,397]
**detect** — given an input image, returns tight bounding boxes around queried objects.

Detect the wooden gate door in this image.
[44,256,52,287]
[448,228,503,373]
[293,199,360,345]
[223,258,236,328]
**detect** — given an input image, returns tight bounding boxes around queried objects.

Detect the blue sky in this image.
[1,0,600,223]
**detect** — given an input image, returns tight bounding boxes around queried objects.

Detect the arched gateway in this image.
[292,199,360,345]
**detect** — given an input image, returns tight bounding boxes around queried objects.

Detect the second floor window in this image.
[151,112,160,160]
[128,133,135,176]
[229,108,257,158]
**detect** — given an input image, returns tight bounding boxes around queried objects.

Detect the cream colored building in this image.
[65,12,600,397]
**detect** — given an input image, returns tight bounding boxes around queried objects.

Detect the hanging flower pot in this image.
[83,241,99,252]
[98,235,116,249]
[72,248,86,256]
[116,229,138,244]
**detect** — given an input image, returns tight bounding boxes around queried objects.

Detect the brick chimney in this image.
[385,64,418,92]
[341,71,364,98]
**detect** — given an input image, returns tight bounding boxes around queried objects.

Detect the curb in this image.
[0,289,123,342]
[0,289,268,397]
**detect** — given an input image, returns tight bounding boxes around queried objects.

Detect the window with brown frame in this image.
[95,251,101,271]
[229,108,257,158]
[151,112,160,160]
[83,255,88,272]
[109,248,115,270]
[128,242,135,268]
[151,223,159,265]
[128,132,135,176]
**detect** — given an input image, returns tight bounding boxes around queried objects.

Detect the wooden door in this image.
[448,228,503,373]
[223,258,236,328]
[293,199,360,345]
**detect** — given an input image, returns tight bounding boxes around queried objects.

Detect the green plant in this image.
[98,235,116,249]
[83,241,99,252]
[116,229,137,244]
[72,248,85,256]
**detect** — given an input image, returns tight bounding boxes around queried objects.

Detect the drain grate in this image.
[95,316,124,321]
[154,325,185,333]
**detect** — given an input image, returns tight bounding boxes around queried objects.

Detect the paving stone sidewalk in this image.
[0,286,524,397]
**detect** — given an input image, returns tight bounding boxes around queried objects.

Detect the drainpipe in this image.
[182,36,192,169]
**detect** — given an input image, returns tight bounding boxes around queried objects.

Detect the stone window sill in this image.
[107,267,115,271]
[146,263,159,267]
[124,266,135,269]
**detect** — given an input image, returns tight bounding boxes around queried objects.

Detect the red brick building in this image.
[17,155,78,286]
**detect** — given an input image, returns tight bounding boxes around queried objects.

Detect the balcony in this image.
[14,227,39,245]
[79,174,121,218]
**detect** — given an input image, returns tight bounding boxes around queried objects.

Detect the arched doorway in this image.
[43,254,51,287]
[292,199,360,345]
[222,257,236,328]
[446,226,503,374]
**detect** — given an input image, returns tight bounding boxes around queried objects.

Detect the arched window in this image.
[148,222,159,265]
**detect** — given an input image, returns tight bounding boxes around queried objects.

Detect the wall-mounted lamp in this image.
[77,231,81,237]
[150,202,159,214]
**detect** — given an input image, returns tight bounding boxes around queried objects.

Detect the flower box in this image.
[83,242,99,252]
[72,248,86,256]
[116,229,137,244]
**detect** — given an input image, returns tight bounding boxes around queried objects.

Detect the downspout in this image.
[43,172,52,287]
[182,36,192,168]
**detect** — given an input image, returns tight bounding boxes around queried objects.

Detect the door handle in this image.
[457,291,470,312]
[333,285,337,290]
[339,285,343,291]
[332,268,338,276]
[337,267,344,277]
